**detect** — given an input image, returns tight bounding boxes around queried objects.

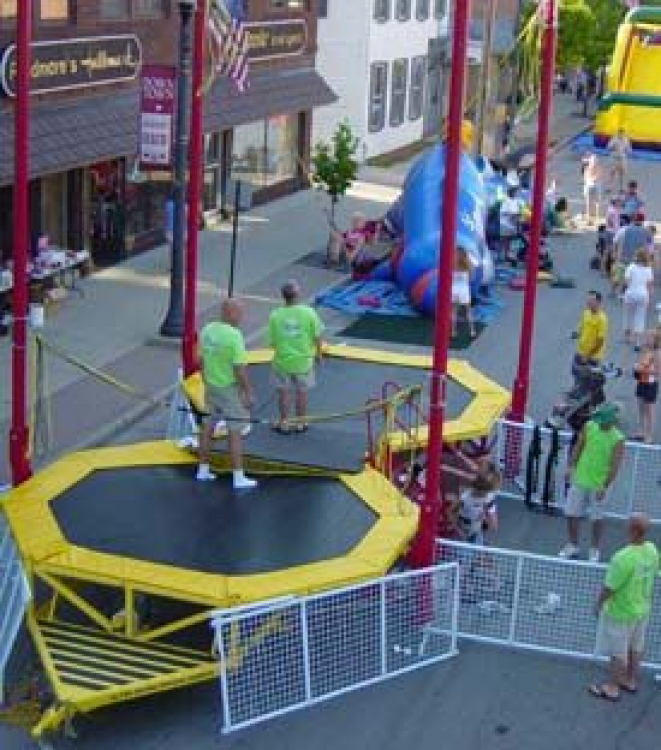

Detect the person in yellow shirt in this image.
[572,290,609,387]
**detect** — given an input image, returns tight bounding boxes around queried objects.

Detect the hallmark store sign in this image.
[245,20,308,62]
[0,35,142,97]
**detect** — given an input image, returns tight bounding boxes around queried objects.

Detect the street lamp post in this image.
[160,0,196,338]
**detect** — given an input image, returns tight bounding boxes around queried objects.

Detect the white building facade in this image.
[315,0,449,160]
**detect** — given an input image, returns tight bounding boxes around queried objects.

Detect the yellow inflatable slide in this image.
[595,7,661,149]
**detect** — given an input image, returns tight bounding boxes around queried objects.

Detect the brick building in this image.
[0,1,335,270]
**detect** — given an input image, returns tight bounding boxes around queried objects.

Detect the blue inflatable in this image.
[383,145,495,316]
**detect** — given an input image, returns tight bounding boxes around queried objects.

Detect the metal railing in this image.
[212,563,460,733]
[437,539,661,668]
[494,418,661,522]
[0,509,31,703]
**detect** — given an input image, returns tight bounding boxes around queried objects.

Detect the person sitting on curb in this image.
[197,298,257,490]
[267,280,324,434]
[559,402,624,562]
[589,513,659,701]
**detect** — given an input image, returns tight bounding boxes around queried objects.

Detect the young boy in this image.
[451,468,501,545]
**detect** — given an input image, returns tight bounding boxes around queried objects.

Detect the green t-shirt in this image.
[604,542,660,621]
[199,321,246,389]
[267,304,324,375]
[573,421,623,491]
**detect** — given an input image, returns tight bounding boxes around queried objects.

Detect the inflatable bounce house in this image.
[594,7,661,150]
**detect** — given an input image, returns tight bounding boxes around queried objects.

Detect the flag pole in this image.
[9,0,32,485]
[183,0,206,376]
[408,0,471,567]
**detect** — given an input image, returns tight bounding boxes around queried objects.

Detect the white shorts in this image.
[597,613,648,660]
[623,293,649,334]
[270,366,316,391]
[564,484,607,521]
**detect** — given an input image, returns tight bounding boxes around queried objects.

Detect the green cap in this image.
[591,402,620,426]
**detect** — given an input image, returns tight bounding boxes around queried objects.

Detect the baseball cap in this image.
[591,402,620,426]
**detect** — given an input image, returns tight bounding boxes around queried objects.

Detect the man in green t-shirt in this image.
[196,298,257,490]
[267,280,324,433]
[559,402,624,563]
[589,513,659,701]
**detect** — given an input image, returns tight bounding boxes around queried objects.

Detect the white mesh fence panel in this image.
[213,564,459,733]
[437,539,661,668]
[0,510,31,702]
[494,419,661,522]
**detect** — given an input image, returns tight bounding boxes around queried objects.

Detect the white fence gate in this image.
[212,564,459,733]
[494,419,661,522]
[437,539,661,668]
[0,509,31,702]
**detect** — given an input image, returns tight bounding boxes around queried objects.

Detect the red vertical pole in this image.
[9,0,33,485]
[408,0,471,568]
[510,0,557,421]
[183,0,206,377]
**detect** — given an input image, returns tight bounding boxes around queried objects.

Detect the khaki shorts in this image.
[597,613,649,660]
[204,384,249,432]
[270,366,316,391]
[564,484,607,521]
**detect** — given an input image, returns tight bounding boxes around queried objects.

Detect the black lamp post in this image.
[160,0,196,337]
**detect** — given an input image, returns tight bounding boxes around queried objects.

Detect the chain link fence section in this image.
[437,539,661,668]
[212,564,459,733]
[0,508,31,703]
[494,419,661,522]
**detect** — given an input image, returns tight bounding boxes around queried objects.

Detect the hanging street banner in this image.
[138,65,176,171]
[0,35,142,97]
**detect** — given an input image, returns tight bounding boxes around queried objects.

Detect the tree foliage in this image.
[311,121,359,221]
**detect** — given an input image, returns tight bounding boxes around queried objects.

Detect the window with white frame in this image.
[390,58,408,127]
[433,0,446,19]
[415,0,429,20]
[374,0,390,22]
[409,55,425,120]
[395,0,410,21]
[368,62,388,133]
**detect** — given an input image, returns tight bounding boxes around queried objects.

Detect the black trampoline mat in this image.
[215,357,473,472]
[51,465,377,575]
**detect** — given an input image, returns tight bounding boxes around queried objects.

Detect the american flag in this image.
[207,0,250,93]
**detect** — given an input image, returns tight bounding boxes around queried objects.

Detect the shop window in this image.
[203,133,222,211]
[409,55,425,120]
[99,0,129,19]
[368,62,388,133]
[415,0,429,21]
[265,114,299,186]
[0,0,16,18]
[232,115,301,189]
[390,58,408,127]
[433,0,446,19]
[40,0,69,21]
[40,173,68,248]
[373,0,389,22]
[133,0,166,18]
[395,0,410,21]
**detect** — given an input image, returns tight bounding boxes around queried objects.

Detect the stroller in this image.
[546,360,622,441]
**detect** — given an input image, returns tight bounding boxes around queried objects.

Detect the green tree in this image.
[311,121,359,225]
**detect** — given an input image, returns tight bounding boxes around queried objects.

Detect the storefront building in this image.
[0,0,335,272]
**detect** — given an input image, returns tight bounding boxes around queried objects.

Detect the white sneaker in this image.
[588,548,601,563]
[233,474,257,490]
[558,543,580,559]
[196,466,217,482]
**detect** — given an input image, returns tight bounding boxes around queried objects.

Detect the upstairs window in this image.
[0,0,16,18]
[373,0,390,22]
[395,0,410,21]
[368,62,388,133]
[99,0,129,19]
[133,0,166,18]
[40,0,69,21]
[415,0,429,21]
[434,0,446,19]
[269,0,308,9]
[409,55,425,120]
[389,57,408,127]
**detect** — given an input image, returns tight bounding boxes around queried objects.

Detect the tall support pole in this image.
[474,0,498,157]
[510,0,557,421]
[160,0,195,338]
[408,0,471,568]
[183,0,204,376]
[9,0,32,485]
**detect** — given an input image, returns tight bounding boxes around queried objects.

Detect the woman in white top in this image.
[451,248,475,338]
[623,247,655,349]
[582,154,602,225]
